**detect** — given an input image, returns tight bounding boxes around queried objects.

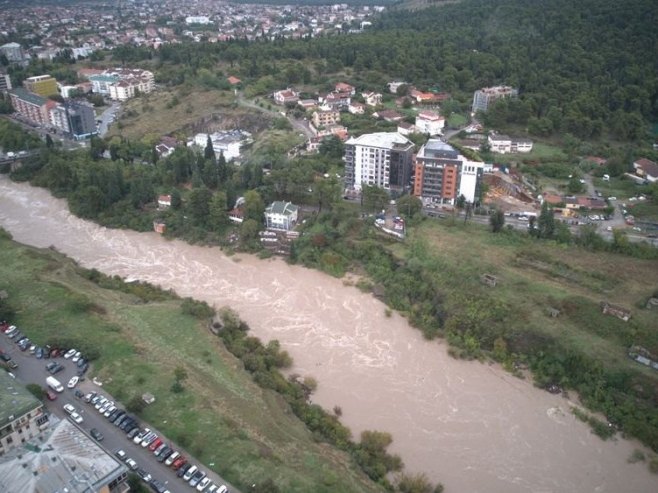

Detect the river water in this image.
[0,176,655,493]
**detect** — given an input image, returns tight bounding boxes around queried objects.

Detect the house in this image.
[397,122,416,135]
[273,88,299,105]
[265,201,299,231]
[633,158,658,183]
[348,101,366,115]
[564,196,607,210]
[373,109,404,122]
[415,110,445,136]
[409,88,450,104]
[312,109,340,128]
[362,91,382,107]
[488,133,533,154]
[191,131,252,162]
[542,192,563,205]
[155,136,179,158]
[584,156,607,166]
[158,194,172,208]
[297,99,317,111]
[324,91,351,110]
[387,81,407,94]
[227,76,242,86]
[335,82,355,96]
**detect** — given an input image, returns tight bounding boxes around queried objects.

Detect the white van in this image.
[46,376,64,393]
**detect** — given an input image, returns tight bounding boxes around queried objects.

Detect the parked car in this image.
[51,364,65,375]
[46,362,58,372]
[184,465,199,482]
[74,389,85,399]
[125,458,138,470]
[36,347,44,359]
[196,477,212,492]
[141,433,158,448]
[164,451,180,466]
[148,437,163,452]
[151,441,166,455]
[189,470,206,488]
[136,468,152,483]
[90,428,104,441]
[115,449,127,461]
[63,403,76,415]
[171,456,187,470]
[46,389,57,401]
[69,412,83,424]
[217,486,228,493]
[149,479,167,493]
[64,348,77,359]
[103,405,117,418]
[77,363,89,376]
[157,446,172,462]
[206,485,219,493]
[67,376,79,389]
[77,357,86,368]
[71,351,81,363]
[177,463,192,478]
[133,428,151,444]
[127,427,141,439]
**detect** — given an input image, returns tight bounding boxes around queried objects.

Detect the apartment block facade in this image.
[413,139,484,204]
[472,85,518,113]
[344,132,415,193]
[23,75,58,97]
[9,88,50,126]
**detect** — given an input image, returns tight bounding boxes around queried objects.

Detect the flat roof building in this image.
[23,75,58,98]
[0,418,129,493]
[472,86,518,113]
[0,370,49,456]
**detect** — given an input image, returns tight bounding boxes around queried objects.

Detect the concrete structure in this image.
[273,88,299,105]
[413,139,484,204]
[0,418,129,493]
[472,85,518,113]
[265,201,299,231]
[0,71,12,93]
[0,42,24,62]
[387,81,407,94]
[488,133,533,154]
[0,371,49,456]
[312,109,340,128]
[415,110,445,136]
[191,130,252,162]
[362,91,382,106]
[23,75,58,97]
[344,132,414,193]
[9,88,50,126]
[48,101,97,139]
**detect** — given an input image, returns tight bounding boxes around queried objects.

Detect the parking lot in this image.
[1,323,235,493]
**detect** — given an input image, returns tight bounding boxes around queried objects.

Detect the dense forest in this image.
[107,0,657,141]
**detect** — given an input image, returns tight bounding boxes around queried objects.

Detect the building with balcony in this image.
[472,85,518,113]
[344,132,414,193]
[9,88,50,126]
[0,370,49,456]
[23,75,58,97]
[265,201,299,231]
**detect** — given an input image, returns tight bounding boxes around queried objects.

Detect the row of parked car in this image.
[1,321,90,375]
[82,391,229,493]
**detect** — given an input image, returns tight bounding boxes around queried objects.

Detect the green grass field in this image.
[393,220,658,372]
[0,233,384,493]
[493,142,567,164]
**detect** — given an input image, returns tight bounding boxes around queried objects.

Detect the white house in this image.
[488,133,533,154]
[265,201,299,231]
[362,91,382,107]
[633,158,658,183]
[191,131,252,162]
[415,110,445,136]
[458,160,485,203]
[273,88,299,105]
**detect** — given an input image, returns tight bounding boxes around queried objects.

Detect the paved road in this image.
[98,102,121,137]
[1,336,236,493]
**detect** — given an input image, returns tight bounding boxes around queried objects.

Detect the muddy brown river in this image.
[0,176,655,492]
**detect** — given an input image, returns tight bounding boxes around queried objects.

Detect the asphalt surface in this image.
[98,102,121,137]
[1,335,236,493]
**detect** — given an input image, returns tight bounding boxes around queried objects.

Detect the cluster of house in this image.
[81,67,155,101]
[0,371,130,492]
[7,75,97,140]
[0,1,379,56]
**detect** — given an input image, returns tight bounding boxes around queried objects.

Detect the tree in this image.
[397,194,423,219]
[26,383,46,400]
[240,218,260,247]
[188,187,212,226]
[567,175,584,194]
[361,185,389,212]
[170,189,182,210]
[204,134,214,160]
[174,366,188,382]
[489,209,505,233]
[45,134,54,149]
[209,191,228,231]
[397,472,435,493]
[313,178,341,213]
[244,190,265,222]
[537,201,555,239]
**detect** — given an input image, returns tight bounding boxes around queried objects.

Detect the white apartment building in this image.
[472,85,518,113]
[415,110,445,136]
[344,132,414,192]
[458,160,485,203]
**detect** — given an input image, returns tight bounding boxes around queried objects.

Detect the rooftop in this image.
[9,87,47,106]
[418,138,459,159]
[0,418,127,493]
[266,201,298,216]
[0,371,42,427]
[346,132,412,149]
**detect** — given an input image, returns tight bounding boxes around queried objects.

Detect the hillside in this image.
[0,229,386,493]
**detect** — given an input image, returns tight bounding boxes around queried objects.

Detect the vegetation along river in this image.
[0,175,655,493]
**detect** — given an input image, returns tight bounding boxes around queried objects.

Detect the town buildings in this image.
[23,75,58,97]
[0,418,129,493]
[9,88,51,126]
[265,201,299,231]
[472,86,518,113]
[84,68,154,101]
[633,158,658,183]
[413,139,484,204]
[312,109,340,128]
[0,370,49,456]
[488,133,533,154]
[344,132,415,193]
[0,42,24,62]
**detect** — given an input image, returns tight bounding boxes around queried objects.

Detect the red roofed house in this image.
[633,158,658,183]
[274,88,299,105]
[227,76,242,86]
[335,82,355,96]
[158,195,172,208]
[373,109,404,122]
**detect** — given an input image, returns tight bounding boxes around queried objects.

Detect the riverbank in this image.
[1,175,657,491]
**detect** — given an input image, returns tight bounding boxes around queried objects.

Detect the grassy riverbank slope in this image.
[0,229,384,493]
